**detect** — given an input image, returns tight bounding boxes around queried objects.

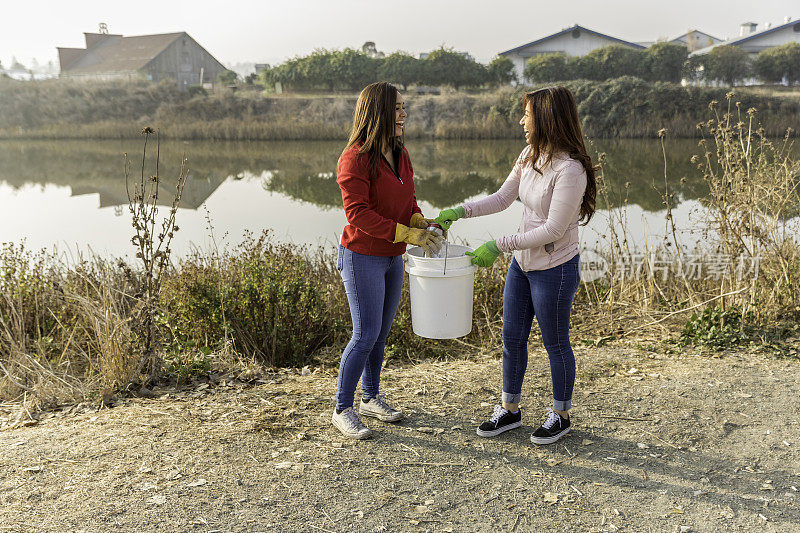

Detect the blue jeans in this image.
[501,254,580,411]
[335,245,404,411]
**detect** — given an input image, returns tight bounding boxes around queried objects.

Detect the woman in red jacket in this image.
[332,81,443,439]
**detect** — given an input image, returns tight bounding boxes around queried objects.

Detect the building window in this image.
[572,28,581,39]
[794,22,800,32]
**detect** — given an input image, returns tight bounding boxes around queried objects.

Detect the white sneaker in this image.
[359,394,404,422]
[332,407,373,439]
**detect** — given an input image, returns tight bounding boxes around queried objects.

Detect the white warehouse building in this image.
[499,24,646,82]
[669,30,724,52]
[500,19,797,84]
[690,18,800,58]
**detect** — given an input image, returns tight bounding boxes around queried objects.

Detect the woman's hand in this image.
[466,240,500,267]
[394,223,444,256]
[409,213,434,230]
[435,206,465,230]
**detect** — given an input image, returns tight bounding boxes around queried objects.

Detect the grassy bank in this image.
[1,229,797,410]
[0,95,799,410]
[1,77,798,140]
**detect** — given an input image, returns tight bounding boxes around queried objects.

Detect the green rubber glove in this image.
[466,240,500,268]
[435,206,465,230]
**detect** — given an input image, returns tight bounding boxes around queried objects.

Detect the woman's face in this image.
[394,92,407,137]
[519,101,533,144]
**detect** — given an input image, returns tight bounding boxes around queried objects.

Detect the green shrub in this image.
[697,46,750,85]
[218,70,238,85]
[524,54,574,83]
[0,244,62,360]
[487,56,517,86]
[378,52,421,90]
[642,43,687,83]
[753,42,800,84]
[186,85,207,97]
[578,45,646,80]
[680,306,754,347]
[422,47,488,89]
[160,232,346,366]
[166,350,211,378]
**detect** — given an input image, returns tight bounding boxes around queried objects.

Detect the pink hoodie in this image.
[460,146,587,271]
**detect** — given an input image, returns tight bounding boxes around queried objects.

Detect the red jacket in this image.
[337,144,422,256]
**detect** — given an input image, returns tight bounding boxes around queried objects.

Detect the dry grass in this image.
[576,94,800,345]
[0,249,139,407]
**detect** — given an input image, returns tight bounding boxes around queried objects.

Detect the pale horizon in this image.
[2,0,798,71]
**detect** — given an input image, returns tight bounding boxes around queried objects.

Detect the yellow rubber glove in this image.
[409,212,435,230]
[394,223,444,256]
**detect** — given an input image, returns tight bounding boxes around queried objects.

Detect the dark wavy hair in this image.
[523,86,596,224]
[344,81,403,180]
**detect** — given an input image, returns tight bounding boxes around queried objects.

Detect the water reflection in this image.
[0,138,711,211]
[259,138,707,211]
[1,138,789,256]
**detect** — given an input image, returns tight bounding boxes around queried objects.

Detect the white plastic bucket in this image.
[404,244,477,339]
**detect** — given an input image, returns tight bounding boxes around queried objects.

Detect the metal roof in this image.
[689,18,799,56]
[500,24,646,56]
[60,32,185,73]
[669,29,722,44]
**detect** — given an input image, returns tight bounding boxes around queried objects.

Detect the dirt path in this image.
[1,345,799,532]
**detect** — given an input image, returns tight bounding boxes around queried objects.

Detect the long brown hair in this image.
[523,87,596,225]
[344,81,402,180]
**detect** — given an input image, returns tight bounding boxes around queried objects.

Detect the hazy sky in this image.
[2,0,798,68]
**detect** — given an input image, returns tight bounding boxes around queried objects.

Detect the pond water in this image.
[0,138,791,259]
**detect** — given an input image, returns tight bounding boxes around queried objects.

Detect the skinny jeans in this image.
[335,245,404,411]
[501,254,580,411]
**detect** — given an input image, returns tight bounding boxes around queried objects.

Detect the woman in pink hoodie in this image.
[436,87,596,445]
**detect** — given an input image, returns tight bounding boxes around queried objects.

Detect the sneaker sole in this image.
[331,415,373,440]
[476,421,522,438]
[530,426,570,445]
[359,409,404,423]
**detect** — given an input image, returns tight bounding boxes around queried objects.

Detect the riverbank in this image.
[1,232,798,412]
[1,77,798,140]
[1,345,798,531]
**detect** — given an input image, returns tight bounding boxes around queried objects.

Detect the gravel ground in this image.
[1,344,799,532]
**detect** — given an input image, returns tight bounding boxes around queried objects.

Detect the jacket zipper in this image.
[382,153,403,184]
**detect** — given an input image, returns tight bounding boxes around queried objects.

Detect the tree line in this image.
[524,42,800,86]
[255,41,800,92]
[258,48,516,91]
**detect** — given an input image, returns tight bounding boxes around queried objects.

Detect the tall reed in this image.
[125,128,187,382]
[577,93,800,345]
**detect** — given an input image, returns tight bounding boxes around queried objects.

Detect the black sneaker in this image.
[476,405,522,437]
[530,408,571,445]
